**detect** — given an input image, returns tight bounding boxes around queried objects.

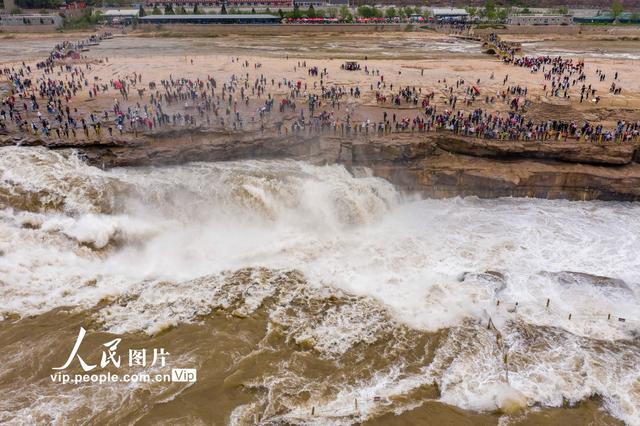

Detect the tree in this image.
[138,5,146,17]
[466,6,477,18]
[290,3,302,18]
[339,5,349,19]
[164,4,174,14]
[385,7,397,18]
[357,5,382,18]
[193,4,202,14]
[497,7,508,21]
[62,7,102,29]
[556,6,568,15]
[484,0,496,20]
[357,6,372,18]
[152,5,162,15]
[15,0,62,9]
[610,0,624,21]
[277,8,284,17]
[220,4,227,14]
[177,6,187,14]
[251,7,256,13]
[306,4,315,18]
[521,7,531,14]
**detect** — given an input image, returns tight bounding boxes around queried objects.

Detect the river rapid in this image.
[0,146,638,425]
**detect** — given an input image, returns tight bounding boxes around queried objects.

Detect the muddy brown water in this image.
[0,300,625,425]
[0,306,625,424]
[0,266,631,425]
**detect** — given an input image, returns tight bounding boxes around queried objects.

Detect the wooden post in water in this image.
[354,399,358,412]
[311,406,315,416]
[546,298,550,308]
[568,313,572,320]
[504,353,509,382]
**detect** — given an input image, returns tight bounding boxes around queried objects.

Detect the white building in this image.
[102,9,140,24]
[430,8,469,22]
[0,14,63,31]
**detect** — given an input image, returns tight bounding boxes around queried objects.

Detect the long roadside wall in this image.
[474,24,640,38]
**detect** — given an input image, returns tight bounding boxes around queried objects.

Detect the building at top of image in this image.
[143,0,293,8]
[292,0,347,7]
[0,0,64,32]
[1,0,66,31]
[0,0,16,12]
[139,13,281,24]
[102,9,140,25]
[430,8,469,22]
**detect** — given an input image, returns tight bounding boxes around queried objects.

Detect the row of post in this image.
[492,298,626,322]
[310,397,385,416]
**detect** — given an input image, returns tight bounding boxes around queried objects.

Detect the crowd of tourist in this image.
[1,33,639,144]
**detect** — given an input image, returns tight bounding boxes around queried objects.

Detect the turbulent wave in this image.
[1,146,639,424]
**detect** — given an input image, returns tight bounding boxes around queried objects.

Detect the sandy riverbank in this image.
[3,30,639,124]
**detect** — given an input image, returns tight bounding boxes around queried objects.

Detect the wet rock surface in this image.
[432,135,636,165]
[542,271,631,293]
[458,270,507,292]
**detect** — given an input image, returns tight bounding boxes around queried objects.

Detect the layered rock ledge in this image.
[3,130,640,201]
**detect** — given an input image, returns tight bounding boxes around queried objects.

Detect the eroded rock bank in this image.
[349,135,640,201]
[3,129,640,201]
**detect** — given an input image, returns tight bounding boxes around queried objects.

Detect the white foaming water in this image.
[1,146,639,424]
